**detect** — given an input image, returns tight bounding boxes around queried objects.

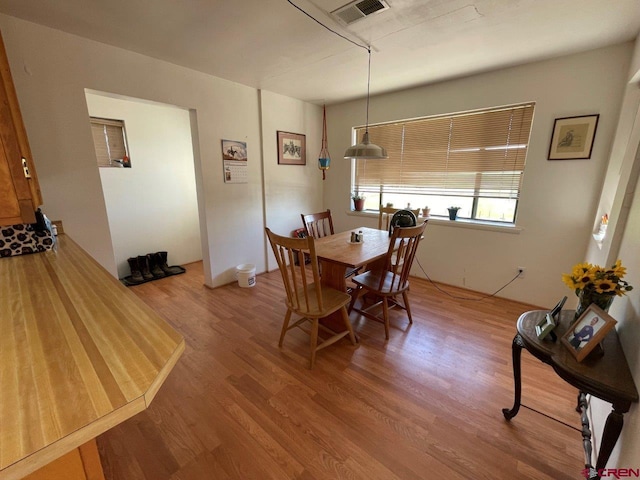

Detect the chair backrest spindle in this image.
[301,210,335,239]
[266,228,324,314]
[379,222,427,291]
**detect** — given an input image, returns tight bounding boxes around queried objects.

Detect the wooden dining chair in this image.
[265,228,357,368]
[378,206,421,231]
[348,221,428,340]
[301,209,334,239]
[301,209,360,279]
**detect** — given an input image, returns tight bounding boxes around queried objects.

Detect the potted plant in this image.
[352,193,366,211]
[422,206,431,217]
[447,206,461,220]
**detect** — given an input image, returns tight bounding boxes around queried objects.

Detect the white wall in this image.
[0,15,320,285]
[260,90,323,270]
[86,92,202,278]
[602,169,640,469]
[326,43,633,308]
[586,33,640,471]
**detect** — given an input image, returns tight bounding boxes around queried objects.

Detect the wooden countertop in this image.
[0,234,185,480]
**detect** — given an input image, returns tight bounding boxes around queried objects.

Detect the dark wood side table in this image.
[503,310,638,477]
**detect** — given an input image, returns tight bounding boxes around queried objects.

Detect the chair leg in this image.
[340,306,358,345]
[279,309,293,347]
[382,297,390,340]
[348,285,364,313]
[309,319,319,369]
[402,290,413,324]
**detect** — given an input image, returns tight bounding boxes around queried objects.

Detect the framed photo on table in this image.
[561,304,616,362]
[277,131,306,165]
[535,314,557,340]
[548,114,599,160]
[535,296,567,341]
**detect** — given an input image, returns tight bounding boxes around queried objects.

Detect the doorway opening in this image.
[85,89,203,279]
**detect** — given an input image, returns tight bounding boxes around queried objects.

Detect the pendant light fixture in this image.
[318,105,330,180]
[344,47,388,160]
[285,0,387,161]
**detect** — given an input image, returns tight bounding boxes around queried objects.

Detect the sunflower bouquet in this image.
[563,260,633,319]
[562,260,633,297]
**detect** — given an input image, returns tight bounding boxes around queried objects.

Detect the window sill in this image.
[346,210,523,234]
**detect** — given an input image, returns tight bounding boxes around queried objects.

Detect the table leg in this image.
[319,260,354,334]
[502,333,524,420]
[595,407,625,471]
[578,392,596,477]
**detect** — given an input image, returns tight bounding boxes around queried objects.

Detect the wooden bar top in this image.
[0,234,185,480]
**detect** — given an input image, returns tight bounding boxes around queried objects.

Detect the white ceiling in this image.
[0,0,639,104]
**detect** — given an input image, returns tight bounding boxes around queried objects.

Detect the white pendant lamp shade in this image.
[344,131,387,159]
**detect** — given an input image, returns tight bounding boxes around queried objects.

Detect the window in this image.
[352,103,535,223]
[90,117,130,167]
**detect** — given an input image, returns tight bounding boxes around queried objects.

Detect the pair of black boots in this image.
[127,251,183,284]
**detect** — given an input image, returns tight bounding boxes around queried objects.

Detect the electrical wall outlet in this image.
[517,266,525,278]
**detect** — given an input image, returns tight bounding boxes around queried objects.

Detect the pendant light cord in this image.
[285,0,370,52]
[366,47,371,133]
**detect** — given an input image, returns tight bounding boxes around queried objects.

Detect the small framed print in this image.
[277,131,306,165]
[535,313,557,340]
[548,114,599,160]
[549,296,567,322]
[535,296,567,341]
[561,304,616,362]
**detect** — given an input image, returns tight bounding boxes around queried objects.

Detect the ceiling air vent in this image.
[331,0,389,25]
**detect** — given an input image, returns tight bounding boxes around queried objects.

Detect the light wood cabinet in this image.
[0,30,42,226]
[22,440,105,480]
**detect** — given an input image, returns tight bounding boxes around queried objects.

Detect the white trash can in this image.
[236,264,256,288]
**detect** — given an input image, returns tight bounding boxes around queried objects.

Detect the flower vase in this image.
[574,291,614,321]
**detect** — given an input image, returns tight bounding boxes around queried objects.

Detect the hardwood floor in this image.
[97,262,583,479]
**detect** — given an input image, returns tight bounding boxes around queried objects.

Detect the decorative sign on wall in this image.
[222,139,248,184]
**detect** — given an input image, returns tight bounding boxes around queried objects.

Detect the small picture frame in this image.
[561,304,617,362]
[277,131,306,165]
[549,296,567,323]
[535,314,557,340]
[548,114,599,160]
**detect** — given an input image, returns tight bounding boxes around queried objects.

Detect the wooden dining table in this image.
[314,227,393,331]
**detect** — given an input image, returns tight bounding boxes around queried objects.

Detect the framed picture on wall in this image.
[277,131,306,165]
[548,114,599,160]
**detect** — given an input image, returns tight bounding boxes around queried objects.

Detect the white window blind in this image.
[353,103,534,200]
[90,117,128,167]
